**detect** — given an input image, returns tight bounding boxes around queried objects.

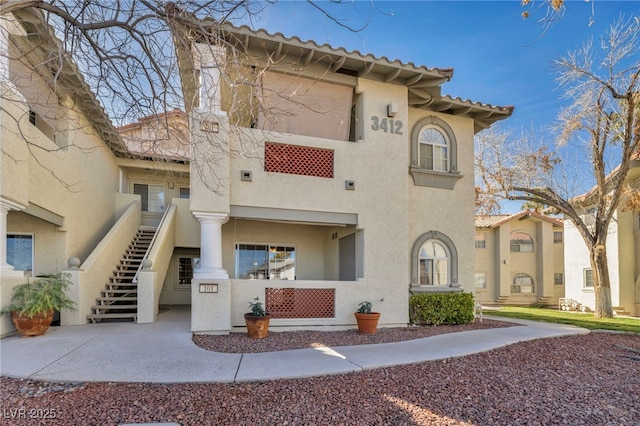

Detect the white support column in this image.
[193,212,229,279]
[0,198,26,277]
[194,43,227,116]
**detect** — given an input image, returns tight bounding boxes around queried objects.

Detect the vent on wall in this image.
[241,170,253,182]
[345,180,355,190]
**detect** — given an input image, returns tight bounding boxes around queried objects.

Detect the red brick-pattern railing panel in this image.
[264,142,334,178]
[265,288,335,318]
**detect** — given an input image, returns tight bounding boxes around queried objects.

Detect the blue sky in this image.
[250,0,639,137]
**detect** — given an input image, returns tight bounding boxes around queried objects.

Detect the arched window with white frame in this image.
[409,116,461,189]
[512,273,535,294]
[410,231,459,289]
[418,126,449,172]
[418,239,449,286]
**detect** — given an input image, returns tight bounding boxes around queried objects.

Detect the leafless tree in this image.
[475,15,640,318]
[0,0,367,192]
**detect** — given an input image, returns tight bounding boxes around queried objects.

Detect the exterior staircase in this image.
[86,226,156,323]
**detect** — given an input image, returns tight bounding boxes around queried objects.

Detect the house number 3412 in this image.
[371,116,403,135]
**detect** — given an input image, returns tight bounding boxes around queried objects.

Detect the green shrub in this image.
[409,292,474,325]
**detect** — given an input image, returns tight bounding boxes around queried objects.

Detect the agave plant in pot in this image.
[244,297,271,339]
[354,300,381,334]
[1,273,76,337]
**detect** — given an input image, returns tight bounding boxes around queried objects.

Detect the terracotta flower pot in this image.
[11,310,54,337]
[354,312,381,334]
[244,313,271,339]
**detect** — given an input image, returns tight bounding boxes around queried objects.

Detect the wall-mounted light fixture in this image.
[387,102,398,118]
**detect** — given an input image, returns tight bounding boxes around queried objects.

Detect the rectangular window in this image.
[554,273,564,285]
[176,256,198,290]
[235,244,296,280]
[7,234,33,273]
[133,183,165,212]
[475,272,487,289]
[554,231,563,244]
[419,144,433,170]
[179,187,190,199]
[434,146,448,171]
[475,233,486,249]
[584,268,594,288]
[28,109,56,143]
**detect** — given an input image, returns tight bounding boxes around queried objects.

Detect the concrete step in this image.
[87,313,137,323]
[91,304,138,311]
[96,297,138,303]
[101,289,137,294]
[107,281,137,287]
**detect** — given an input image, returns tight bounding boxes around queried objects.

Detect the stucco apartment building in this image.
[1,7,512,336]
[475,211,565,306]
[564,159,640,317]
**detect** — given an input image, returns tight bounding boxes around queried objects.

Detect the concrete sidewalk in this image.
[0,307,589,384]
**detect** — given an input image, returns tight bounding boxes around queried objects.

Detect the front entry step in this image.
[87,227,155,323]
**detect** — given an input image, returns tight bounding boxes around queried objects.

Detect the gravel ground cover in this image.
[2,326,639,425]
[192,318,515,353]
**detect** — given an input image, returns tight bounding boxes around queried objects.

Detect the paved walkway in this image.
[0,306,589,384]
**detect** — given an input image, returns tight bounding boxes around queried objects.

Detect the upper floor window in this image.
[409,116,461,189]
[418,126,448,172]
[133,183,165,213]
[510,232,534,252]
[553,231,563,244]
[475,232,486,249]
[179,187,190,199]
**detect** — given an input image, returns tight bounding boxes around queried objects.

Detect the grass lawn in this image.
[484,306,640,333]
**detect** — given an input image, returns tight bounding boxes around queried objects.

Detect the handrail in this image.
[132,205,172,283]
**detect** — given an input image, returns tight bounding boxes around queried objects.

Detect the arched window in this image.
[510,232,534,252]
[411,231,458,288]
[418,126,448,172]
[512,273,535,294]
[409,116,461,189]
[418,239,449,285]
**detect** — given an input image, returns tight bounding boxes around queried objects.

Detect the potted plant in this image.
[354,300,381,334]
[1,273,76,337]
[244,297,271,339]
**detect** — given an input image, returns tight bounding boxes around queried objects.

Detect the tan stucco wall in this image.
[189,74,485,332]
[7,213,66,276]
[408,109,476,294]
[2,53,121,271]
[475,217,564,305]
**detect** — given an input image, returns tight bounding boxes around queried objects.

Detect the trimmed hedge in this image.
[409,292,474,325]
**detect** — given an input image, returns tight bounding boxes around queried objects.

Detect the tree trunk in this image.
[591,244,613,318]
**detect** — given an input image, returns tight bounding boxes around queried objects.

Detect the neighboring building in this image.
[1,8,513,336]
[563,160,640,317]
[475,211,564,306]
